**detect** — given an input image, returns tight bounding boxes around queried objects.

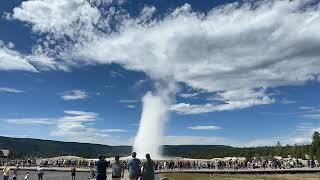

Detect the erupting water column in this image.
[133,91,169,159]
[133,80,176,159]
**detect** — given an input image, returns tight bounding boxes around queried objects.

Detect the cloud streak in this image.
[60,90,89,101]
[187,125,222,130]
[0,87,24,93]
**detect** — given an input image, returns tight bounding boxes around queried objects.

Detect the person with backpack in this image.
[111,155,124,179]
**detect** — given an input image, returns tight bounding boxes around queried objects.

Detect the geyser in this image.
[133,90,171,159]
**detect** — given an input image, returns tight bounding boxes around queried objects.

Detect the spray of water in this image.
[133,81,175,159]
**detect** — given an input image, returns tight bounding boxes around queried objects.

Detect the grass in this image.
[159,173,320,180]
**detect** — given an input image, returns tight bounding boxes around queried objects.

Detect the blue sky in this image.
[0,0,320,146]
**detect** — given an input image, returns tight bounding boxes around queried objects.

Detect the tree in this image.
[310,131,320,161]
[0,150,4,158]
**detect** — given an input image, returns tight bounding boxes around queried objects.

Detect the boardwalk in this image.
[2,167,320,180]
[156,167,320,174]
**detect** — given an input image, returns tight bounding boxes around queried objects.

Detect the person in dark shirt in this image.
[96,154,109,180]
[71,166,76,180]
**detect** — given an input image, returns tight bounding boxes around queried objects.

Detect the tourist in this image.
[2,163,10,180]
[96,154,109,180]
[37,165,44,180]
[13,165,19,180]
[128,152,141,180]
[71,166,76,180]
[24,172,30,180]
[111,155,125,179]
[141,154,155,180]
[89,168,96,179]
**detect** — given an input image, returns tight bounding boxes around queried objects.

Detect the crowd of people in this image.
[155,158,319,171]
[1,152,156,180]
[2,154,320,180]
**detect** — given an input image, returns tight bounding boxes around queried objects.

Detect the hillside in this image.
[0,136,312,159]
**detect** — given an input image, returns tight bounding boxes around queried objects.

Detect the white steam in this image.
[133,82,176,159]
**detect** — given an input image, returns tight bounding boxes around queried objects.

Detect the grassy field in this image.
[159,173,320,180]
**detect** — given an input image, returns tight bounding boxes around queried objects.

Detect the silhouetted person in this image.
[128,152,141,180]
[71,166,76,180]
[141,154,155,180]
[96,155,109,180]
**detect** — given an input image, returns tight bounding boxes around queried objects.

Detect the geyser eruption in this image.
[133,82,175,159]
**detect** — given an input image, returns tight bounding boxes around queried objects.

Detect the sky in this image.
[0,0,320,147]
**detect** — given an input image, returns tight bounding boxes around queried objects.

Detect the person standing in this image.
[128,152,141,180]
[141,154,155,180]
[13,165,19,180]
[111,155,124,180]
[96,155,109,180]
[71,166,76,180]
[37,166,44,180]
[2,164,10,180]
[24,172,30,180]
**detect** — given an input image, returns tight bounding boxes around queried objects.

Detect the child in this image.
[24,172,30,180]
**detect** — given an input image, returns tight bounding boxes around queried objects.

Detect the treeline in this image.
[1,132,320,160]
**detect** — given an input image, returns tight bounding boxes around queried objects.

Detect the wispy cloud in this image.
[119,100,139,103]
[127,104,136,109]
[171,89,274,114]
[187,125,222,130]
[60,90,88,101]
[51,110,127,144]
[303,114,320,120]
[4,118,54,125]
[179,92,199,98]
[279,98,296,104]
[0,87,24,93]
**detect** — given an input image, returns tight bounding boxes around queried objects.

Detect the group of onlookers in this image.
[2,164,43,180]
[2,152,156,180]
[155,158,319,171]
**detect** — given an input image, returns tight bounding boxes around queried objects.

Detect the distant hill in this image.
[0,136,311,159]
[0,136,131,158]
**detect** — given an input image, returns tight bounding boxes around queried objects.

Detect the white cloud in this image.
[118,100,139,103]
[171,89,274,114]
[50,110,127,144]
[0,87,24,93]
[187,125,222,130]
[12,0,101,38]
[4,118,54,125]
[60,90,88,101]
[0,45,37,72]
[179,92,199,98]
[0,42,66,72]
[127,104,136,109]
[9,0,320,113]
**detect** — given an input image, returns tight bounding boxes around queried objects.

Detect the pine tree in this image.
[310,131,320,161]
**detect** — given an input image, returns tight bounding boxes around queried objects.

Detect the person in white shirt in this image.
[2,164,10,180]
[24,172,30,180]
[37,166,44,180]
